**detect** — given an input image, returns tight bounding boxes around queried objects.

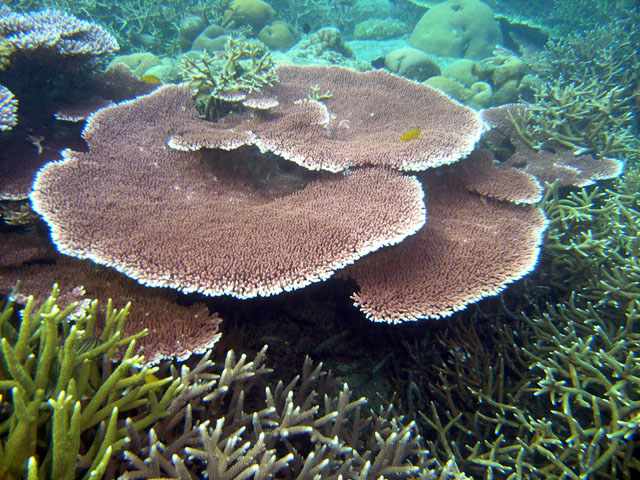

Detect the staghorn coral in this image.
[508,78,638,159]
[0,254,224,365]
[115,346,457,479]
[0,285,182,480]
[480,104,624,188]
[180,36,277,118]
[510,14,640,161]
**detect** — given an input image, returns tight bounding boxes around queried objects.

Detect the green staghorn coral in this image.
[0,285,181,480]
[509,78,638,158]
[180,36,278,119]
[510,14,640,161]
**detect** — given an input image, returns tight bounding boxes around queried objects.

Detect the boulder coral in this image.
[257,20,300,51]
[220,0,277,31]
[409,0,502,60]
[384,47,440,82]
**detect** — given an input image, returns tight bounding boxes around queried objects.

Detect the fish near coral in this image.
[400,128,421,141]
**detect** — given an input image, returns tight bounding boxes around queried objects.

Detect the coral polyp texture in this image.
[345,163,548,323]
[27,63,557,322]
[30,84,426,300]
[171,64,486,172]
[0,254,223,365]
[0,84,16,131]
[0,6,118,57]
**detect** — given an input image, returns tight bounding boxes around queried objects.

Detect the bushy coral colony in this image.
[1,0,639,478]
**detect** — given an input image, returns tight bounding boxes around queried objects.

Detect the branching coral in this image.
[510,14,640,161]
[115,347,455,479]
[508,79,638,158]
[0,285,181,480]
[180,36,277,118]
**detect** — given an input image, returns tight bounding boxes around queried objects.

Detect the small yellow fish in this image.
[139,74,161,84]
[145,372,164,393]
[399,128,421,141]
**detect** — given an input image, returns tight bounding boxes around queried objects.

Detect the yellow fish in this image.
[139,74,161,84]
[399,128,421,141]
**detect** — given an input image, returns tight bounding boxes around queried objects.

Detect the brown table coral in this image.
[29,65,557,324]
[31,84,426,300]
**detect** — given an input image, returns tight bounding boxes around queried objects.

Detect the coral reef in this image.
[353,17,407,40]
[221,0,277,31]
[288,27,357,66]
[511,15,639,159]
[0,84,17,131]
[30,84,427,301]
[0,6,152,202]
[180,36,277,116]
[27,65,553,323]
[480,104,624,188]
[270,0,350,37]
[173,65,484,172]
[403,166,640,479]
[510,78,638,158]
[384,47,440,82]
[0,254,223,365]
[4,0,192,55]
[115,347,452,479]
[0,286,181,479]
[345,155,547,322]
[0,6,118,57]
[488,0,637,34]
[257,20,300,51]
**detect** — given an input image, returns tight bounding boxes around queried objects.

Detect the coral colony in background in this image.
[1,0,639,479]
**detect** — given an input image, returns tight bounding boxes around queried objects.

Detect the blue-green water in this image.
[1,1,639,479]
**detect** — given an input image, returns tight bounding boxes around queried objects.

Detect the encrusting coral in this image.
[0,286,181,480]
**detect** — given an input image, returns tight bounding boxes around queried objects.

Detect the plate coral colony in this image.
[0,1,638,479]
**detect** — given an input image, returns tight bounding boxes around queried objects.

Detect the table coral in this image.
[0,84,16,131]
